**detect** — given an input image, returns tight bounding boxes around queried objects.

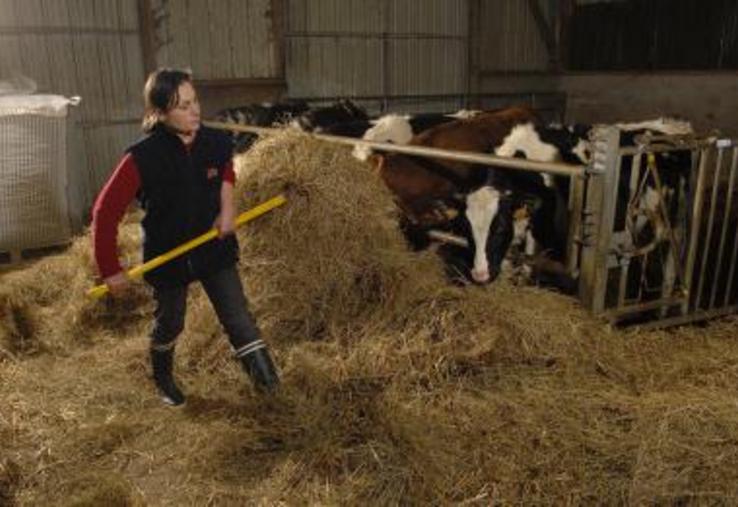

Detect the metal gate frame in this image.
[577,127,738,328]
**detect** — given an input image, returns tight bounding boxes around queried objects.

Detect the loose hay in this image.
[2,130,738,504]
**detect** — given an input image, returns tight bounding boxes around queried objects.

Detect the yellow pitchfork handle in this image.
[87,194,287,299]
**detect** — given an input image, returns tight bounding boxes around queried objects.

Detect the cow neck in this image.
[409,155,480,191]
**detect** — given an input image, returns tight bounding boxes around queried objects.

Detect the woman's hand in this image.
[213,210,235,239]
[104,271,130,297]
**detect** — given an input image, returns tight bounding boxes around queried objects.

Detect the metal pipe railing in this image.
[711,146,738,308]
[695,147,725,310]
[203,120,586,178]
[682,147,710,314]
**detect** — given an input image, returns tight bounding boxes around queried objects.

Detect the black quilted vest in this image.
[127,124,238,288]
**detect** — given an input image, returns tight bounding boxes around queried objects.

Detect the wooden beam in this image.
[137,0,157,75]
[526,0,558,70]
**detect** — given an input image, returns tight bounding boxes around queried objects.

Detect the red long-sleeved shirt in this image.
[91,153,235,279]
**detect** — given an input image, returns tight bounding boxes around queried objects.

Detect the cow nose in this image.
[470,268,490,284]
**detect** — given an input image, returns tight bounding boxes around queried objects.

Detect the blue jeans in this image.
[149,265,260,354]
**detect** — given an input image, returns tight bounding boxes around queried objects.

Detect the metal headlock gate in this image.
[578,127,738,329]
[206,120,738,329]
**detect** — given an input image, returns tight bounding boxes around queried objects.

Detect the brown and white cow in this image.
[374,106,540,283]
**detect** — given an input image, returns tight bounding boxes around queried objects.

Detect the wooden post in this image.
[578,126,621,314]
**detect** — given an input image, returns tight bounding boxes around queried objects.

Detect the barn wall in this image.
[560,73,738,136]
[149,0,286,115]
[568,0,738,71]
[285,0,469,113]
[475,0,554,75]
[152,0,278,79]
[0,0,566,225]
[0,0,146,218]
[472,0,562,119]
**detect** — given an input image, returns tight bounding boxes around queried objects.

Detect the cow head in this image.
[294,99,369,132]
[465,186,501,283]
[353,114,413,161]
[459,121,592,285]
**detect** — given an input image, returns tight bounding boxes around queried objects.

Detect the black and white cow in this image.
[464,117,693,294]
[375,106,542,285]
[293,99,369,133]
[215,100,310,153]
[353,110,481,161]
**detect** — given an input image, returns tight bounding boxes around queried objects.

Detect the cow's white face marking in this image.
[465,186,500,283]
[571,139,591,164]
[495,123,559,162]
[353,114,413,161]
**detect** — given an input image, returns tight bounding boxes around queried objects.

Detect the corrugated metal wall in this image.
[477,0,553,73]
[0,0,145,213]
[152,0,280,79]
[569,0,738,70]
[0,0,560,221]
[285,0,469,113]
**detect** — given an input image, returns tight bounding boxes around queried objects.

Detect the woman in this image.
[92,68,279,406]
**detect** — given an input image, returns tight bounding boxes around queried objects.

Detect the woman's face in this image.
[160,81,201,135]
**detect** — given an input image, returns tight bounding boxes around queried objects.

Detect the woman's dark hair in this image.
[142,68,193,132]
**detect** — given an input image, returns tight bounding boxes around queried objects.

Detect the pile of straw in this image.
[2,130,738,505]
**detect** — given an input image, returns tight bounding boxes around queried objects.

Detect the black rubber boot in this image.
[150,348,186,406]
[237,342,280,393]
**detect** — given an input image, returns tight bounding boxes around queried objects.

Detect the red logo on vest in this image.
[206,167,218,180]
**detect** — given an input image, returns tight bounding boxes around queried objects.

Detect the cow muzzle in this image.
[470,268,491,284]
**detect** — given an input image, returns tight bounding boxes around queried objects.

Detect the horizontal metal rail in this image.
[619,140,715,156]
[602,296,685,322]
[633,304,738,331]
[204,120,586,178]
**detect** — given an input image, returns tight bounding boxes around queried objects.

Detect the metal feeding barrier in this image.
[206,120,738,329]
[578,127,738,328]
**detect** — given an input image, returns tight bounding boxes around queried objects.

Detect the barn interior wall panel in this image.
[153,0,279,80]
[569,0,738,71]
[476,0,552,74]
[0,0,147,226]
[285,0,469,106]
